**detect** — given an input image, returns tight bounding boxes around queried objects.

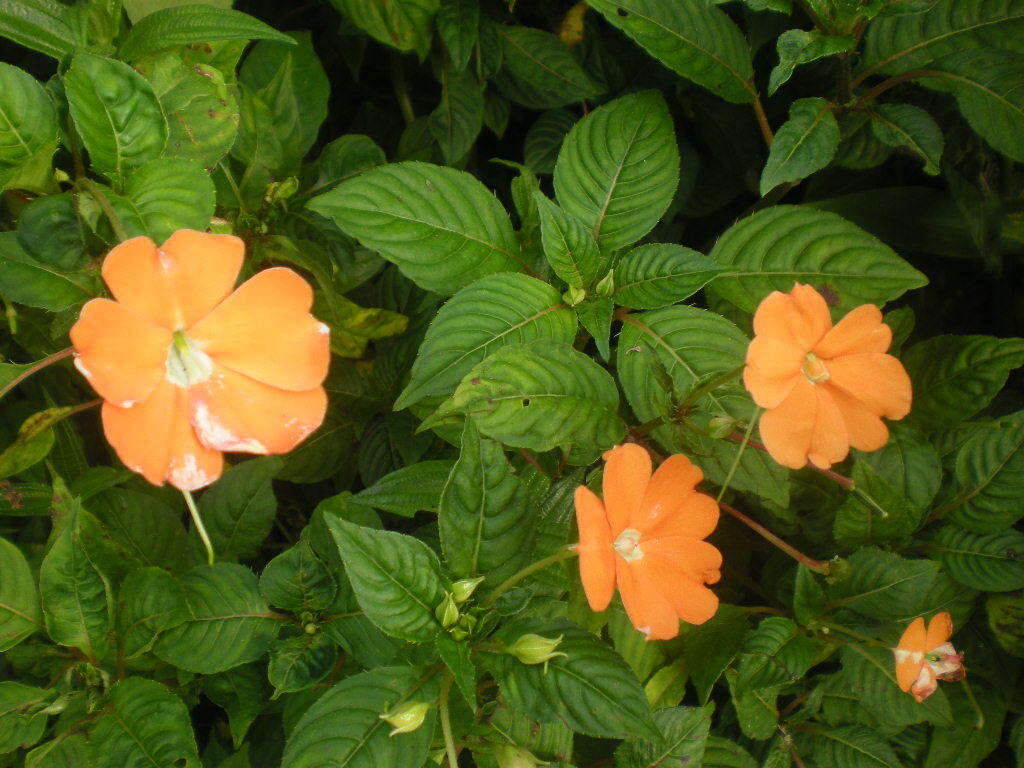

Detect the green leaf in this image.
[734,617,821,690]
[439,421,533,583]
[117,566,188,659]
[16,193,85,270]
[281,667,438,768]
[681,605,749,703]
[65,53,167,177]
[490,619,658,739]
[260,541,337,613]
[25,732,92,767]
[806,725,902,768]
[534,193,608,290]
[154,563,280,673]
[586,0,754,103]
[904,335,1024,429]
[140,52,239,168]
[495,25,602,109]
[931,525,1024,591]
[202,665,265,750]
[615,705,712,768]
[395,272,575,409]
[199,457,282,562]
[553,91,679,252]
[436,343,626,461]
[945,410,1024,532]
[861,0,1024,76]
[838,645,953,727]
[39,501,112,661]
[117,5,295,61]
[708,205,928,314]
[318,294,408,358]
[702,736,758,768]
[576,295,614,360]
[768,30,855,95]
[0,232,93,311]
[268,632,336,695]
[726,671,779,740]
[308,162,525,295]
[327,0,439,54]
[436,0,479,70]
[986,591,1024,657]
[90,678,200,768]
[794,565,827,626]
[436,634,477,708]
[0,0,79,58]
[326,518,446,642]
[428,69,484,165]
[0,63,58,191]
[239,33,329,165]
[107,158,215,242]
[924,686,1007,768]
[0,537,41,652]
[351,460,455,516]
[90,489,194,574]
[870,104,943,175]
[760,97,839,194]
[0,682,55,754]
[524,108,575,175]
[613,243,724,309]
[301,134,386,198]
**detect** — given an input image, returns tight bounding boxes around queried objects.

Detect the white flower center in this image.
[613,528,644,562]
[801,352,830,384]
[166,331,212,388]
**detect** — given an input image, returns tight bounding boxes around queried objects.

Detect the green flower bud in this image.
[451,576,485,604]
[505,633,567,667]
[379,701,431,736]
[707,416,738,439]
[595,270,615,297]
[304,623,318,635]
[494,744,548,768]
[563,286,586,306]
[435,592,459,628]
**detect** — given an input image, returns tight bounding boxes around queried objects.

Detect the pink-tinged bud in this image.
[379,701,431,736]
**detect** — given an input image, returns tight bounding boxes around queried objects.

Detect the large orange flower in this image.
[70,230,330,491]
[573,444,721,640]
[893,612,964,702]
[743,283,912,470]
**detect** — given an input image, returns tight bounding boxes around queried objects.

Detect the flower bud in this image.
[595,270,615,297]
[435,592,459,628]
[451,577,485,604]
[495,744,548,768]
[563,286,586,307]
[505,633,567,667]
[707,416,738,439]
[379,701,431,737]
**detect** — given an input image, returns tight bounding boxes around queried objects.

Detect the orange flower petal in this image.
[188,267,330,392]
[644,491,719,541]
[645,537,723,585]
[896,655,924,693]
[70,298,171,407]
[601,443,651,534]
[632,454,703,532]
[826,384,890,453]
[826,352,912,420]
[898,616,928,654]
[815,304,891,358]
[574,486,615,612]
[758,378,849,469]
[744,337,803,409]
[752,284,831,350]
[102,230,243,330]
[616,561,679,641]
[664,580,719,626]
[102,379,222,490]
[926,612,953,649]
[189,365,327,455]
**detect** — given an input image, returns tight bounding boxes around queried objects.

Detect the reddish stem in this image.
[719,501,831,575]
[727,432,855,490]
[0,347,73,401]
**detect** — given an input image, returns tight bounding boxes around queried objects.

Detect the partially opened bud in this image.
[452,577,485,604]
[435,592,460,628]
[505,633,567,667]
[594,270,615,297]
[379,701,431,736]
[495,744,548,768]
[563,286,586,306]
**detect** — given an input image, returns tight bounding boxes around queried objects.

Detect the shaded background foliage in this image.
[1,0,1024,766]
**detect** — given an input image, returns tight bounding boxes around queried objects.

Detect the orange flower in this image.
[573,444,721,640]
[893,612,964,702]
[70,230,330,491]
[743,283,912,470]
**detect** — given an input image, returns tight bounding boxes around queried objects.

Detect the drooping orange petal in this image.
[616,561,679,641]
[102,379,222,490]
[188,267,330,392]
[189,364,326,455]
[645,537,723,585]
[70,298,171,407]
[574,485,616,612]
[102,230,243,330]
[826,353,912,420]
[663,580,719,625]
[925,612,953,649]
[896,655,924,693]
[898,617,928,654]
[632,454,703,533]
[826,384,890,453]
[644,492,719,541]
[806,387,849,469]
[814,304,891,358]
[752,284,832,350]
[601,444,651,535]
[744,336,804,409]
[759,380,849,470]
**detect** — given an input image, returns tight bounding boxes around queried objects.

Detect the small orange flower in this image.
[893,612,964,702]
[70,230,330,491]
[743,283,912,470]
[573,444,721,640]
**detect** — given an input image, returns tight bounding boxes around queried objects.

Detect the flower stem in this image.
[719,501,830,575]
[752,94,774,146]
[961,678,985,730]
[480,547,578,610]
[438,673,459,768]
[0,347,74,401]
[821,623,887,648]
[182,489,215,565]
[717,405,759,503]
[81,178,128,242]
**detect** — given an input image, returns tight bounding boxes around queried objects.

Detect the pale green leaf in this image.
[0,232,94,311]
[870,104,943,175]
[760,97,839,194]
[613,243,724,309]
[615,705,712,768]
[199,457,281,562]
[351,460,455,516]
[108,158,215,242]
[0,0,79,58]
[534,192,608,290]
[0,63,58,190]
[0,537,41,652]
[769,30,855,95]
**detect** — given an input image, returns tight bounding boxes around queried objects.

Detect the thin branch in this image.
[719,501,831,575]
[0,348,73,401]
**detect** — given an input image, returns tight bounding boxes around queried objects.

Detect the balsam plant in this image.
[0,0,1023,766]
